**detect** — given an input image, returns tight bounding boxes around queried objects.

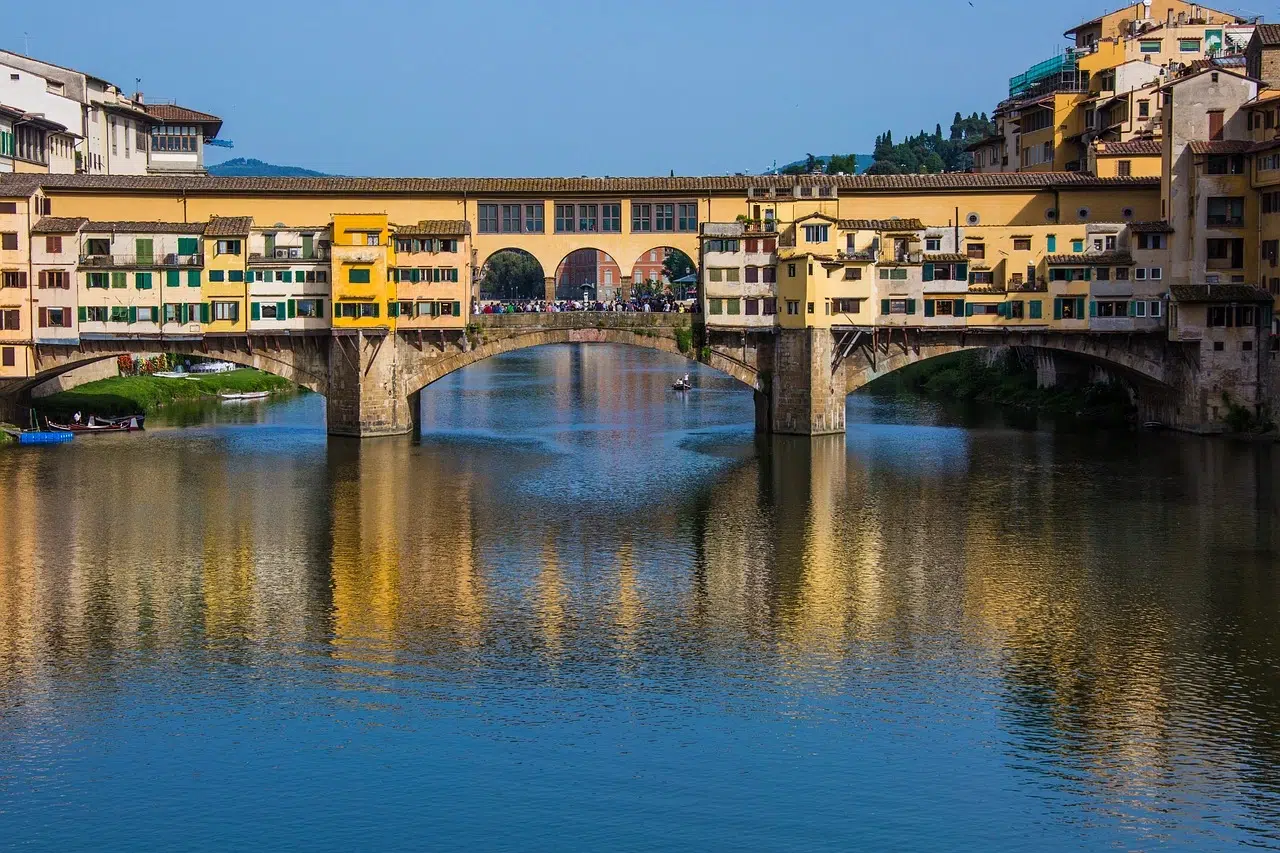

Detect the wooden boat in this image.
[219,391,270,401]
[89,414,145,428]
[672,378,692,391]
[46,416,143,433]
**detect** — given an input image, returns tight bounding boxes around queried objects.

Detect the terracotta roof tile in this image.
[0,172,1161,196]
[392,220,471,237]
[1254,23,1280,46]
[204,215,253,236]
[143,103,221,124]
[1170,284,1272,302]
[81,220,207,234]
[924,253,968,263]
[1127,221,1174,233]
[838,218,925,230]
[1046,251,1133,265]
[1095,139,1161,156]
[31,216,88,234]
[1189,140,1254,155]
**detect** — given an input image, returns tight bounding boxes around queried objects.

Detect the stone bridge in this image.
[0,315,1215,435]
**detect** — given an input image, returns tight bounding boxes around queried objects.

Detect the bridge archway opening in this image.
[479,248,546,301]
[630,247,697,300]
[554,248,621,302]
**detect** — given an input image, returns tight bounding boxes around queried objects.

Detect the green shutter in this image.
[111,271,126,288]
[880,299,890,315]
[388,302,400,318]
[965,302,974,317]
[263,270,274,283]
[178,237,197,256]
[302,234,314,259]
[136,272,151,289]
[997,302,1008,318]
[922,263,934,282]
[1076,298,1085,318]
[1054,298,1063,320]
[1128,300,1137,317]
[78,306,86,323]
[281,271,292,283]
[1030,300,1042,319]
[1046,235,1056,253]
[251,302,261,321]
[178,303,188,324]
[453,301,461,317]
[1089,300,1097,318]
[905,299,916,315]
[135,238,153,264]
[128,306,137,324]
[188,269,200,287]
[264,234,275,256]
[287,299,296,318]
[954,299,965,316]
[1083,267,1092,281]
[924,299,935,317]
[316,300,324,318]
[229,270,243,282]
[277,301,286,319]
[167,269,180,287]
[200,303,211,323]
[955,263,968,281]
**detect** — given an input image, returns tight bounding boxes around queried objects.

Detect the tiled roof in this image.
[392,220,471,237]
[31,216,88,233]
[81,220,207,234]
[923,253,968,263]
[1046,251,1133,265]
[0,102,23,120]
[0,172,1162,196]
[1254,23,1280,46]
[142,103,223,138]
[1128,221,1175,233]
[794,211,839,223]
[0,175,42,198]
[1095,139,1161,156]
[838,218,925,230]
[1189,140,1254,155]
[1170,284,1272,303]
[204,215,253,236]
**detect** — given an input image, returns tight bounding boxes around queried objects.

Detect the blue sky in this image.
[3,0,1252,175]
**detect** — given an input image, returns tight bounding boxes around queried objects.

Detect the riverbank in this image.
[36,369,295,418]
[867,350,1136,426]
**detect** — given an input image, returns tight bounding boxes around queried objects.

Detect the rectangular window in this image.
[1179,39,1200,52]
[479,204,499,233]
[577,204,598,233]
[1139,40,1161,53]
[1117,160,1132,177]
[0,232,17,251]
[1208,110,1224,141]
[967,242,985,259]
[802,224,829,243]
[654,204,674,232]
[296,299,323,318]
[1013,238,1031,251]
[632,203,651,232]
[1,271,26,288]
[1207,197,1244,226]
[215,239,241,256]
[602,204,621,232]
[555,204,575,233]
[745,266,759,283]
[925,237,941,251]
[843,268,861,280]
[349,268,371,284]
[677,203,698,232]
[501,204,521,233]
[786,300,799,315]
[212,301,239,322]
[44,235,62,253]
[524,203,544,233]
[745,298,759,316]
[762,267,775,283]
[85,306,107,322]
[709,298,723,315]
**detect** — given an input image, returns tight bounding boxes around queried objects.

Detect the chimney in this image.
[132,91,144,104]
[1167,9,1174,25]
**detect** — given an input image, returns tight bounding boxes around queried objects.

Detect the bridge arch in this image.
[477,248,546,301]
[405,323,759,398]
[629,246,697,299]
[553,248,621,301]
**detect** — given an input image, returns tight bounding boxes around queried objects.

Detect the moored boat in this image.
[219,391,270,401]
[89,414,146,428]
[46,416,143,433]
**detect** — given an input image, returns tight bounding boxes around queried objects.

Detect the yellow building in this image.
[202,216,252,332]
[330,213,391,330]
[389,220,471,329]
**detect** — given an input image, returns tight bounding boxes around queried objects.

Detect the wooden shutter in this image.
[188,269,200,287]
[954,299,965,316]
[167,269,179,287]
[200,303,211,323]
[880,299,890,315]
[37,270,46,289]
[955,263,968,281]
[301,234,313,258]
[78,306,87,324]
[905,299,916,315]
[922,263,933,282]
[251,302,260,321]
[287,299,296,318]
[1076,298,1085,318]
[128,306,137,324]
[276,301,286,319]
[38,307,47,327]
[388,302,399,318]
[453,301,461,317]
[1054,298,1063,320]
[924,299,935,317]
[1208,110,1224,140]
[17,272,26,288]
[316,300,324,318]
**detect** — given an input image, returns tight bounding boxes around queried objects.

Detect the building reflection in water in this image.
[0,346,1279,841]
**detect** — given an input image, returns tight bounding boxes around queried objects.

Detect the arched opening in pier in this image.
[479,248,545,301]
[554,248,617,302]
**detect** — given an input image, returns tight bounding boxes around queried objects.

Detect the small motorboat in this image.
[219,391,270,401]
[89,413,145,428]
[46,416,143,433]
[672,373,692,391]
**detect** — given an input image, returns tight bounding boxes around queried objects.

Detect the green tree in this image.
[480,250,543,300]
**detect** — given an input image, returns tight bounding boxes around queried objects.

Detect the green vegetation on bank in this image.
[37,369,294,418]
[867,350,1137,426]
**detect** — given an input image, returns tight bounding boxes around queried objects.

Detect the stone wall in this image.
[767,328,845,436]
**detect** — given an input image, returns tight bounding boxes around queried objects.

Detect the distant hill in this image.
[771,154,873,175]
[208,158,328,177]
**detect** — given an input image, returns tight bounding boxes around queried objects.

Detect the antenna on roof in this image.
[23,33,30,55]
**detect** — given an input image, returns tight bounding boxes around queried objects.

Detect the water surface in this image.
[1,344,1279,851]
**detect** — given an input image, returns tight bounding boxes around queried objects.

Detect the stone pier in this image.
[764,328,846,436]
[326,331,417,438]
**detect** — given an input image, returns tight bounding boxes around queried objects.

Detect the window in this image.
[708,268,722,282]
[886,299,912,315]
[364,234,379,246]
[787,263,796,277]
[745,298,759,315]
[1117,160,1132,177]
[502,204,522,233]
[84,306,107,322]
[967,242,985,259]
[1206,197,1244,227]
[1138,100,1150,119]
[726,298,741,315]
[1208,109,1224,141]
[762,298,777,315]
[786,300,799,315]
[1096,267,1111,281]
[1136,233,1165,250]
[802,224,829,243]
[135,272,152,290]
[151,124,199,152]
[1150,300,1161,318]
[1207,237,1244,268]
[212,301,239,322]
[807,302,815,314]
[833,299,861,314]
[479,204,498,233]
[1179,38,1201,52]
[1,271,27,288]
[970,271,994,284]
[1008,301,1024,319]
[0,347,12,367]
[0,309,19,329]
[843,268,861,280]
[925,237,941,251]
[216,239,241,256]
[0,232,17,251]
[654,204,675,232]
[1207,155,1245,175]
[762,267,775,283]
[38,270,69,289]
[1139,40,1161,53]
[934,299,954,316]
[133,306,155,323]
[260,303,278,320]
[632,203,651,232]
[297,299,323,318]
[1013,238,1031,251]
[602,204,621,232]
[678,203,697,232]
[745,266,759,283]
[704,239,739,253]
[349,268,371,284]
[1094,300,1128,317]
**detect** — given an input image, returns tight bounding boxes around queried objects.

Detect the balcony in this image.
[78,253,203,268]
[249,247,329,264]
[1007,279,1049,293]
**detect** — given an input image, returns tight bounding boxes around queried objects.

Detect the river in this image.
[1,343,1279,851]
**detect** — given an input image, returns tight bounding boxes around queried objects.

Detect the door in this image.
[135,238,153,265]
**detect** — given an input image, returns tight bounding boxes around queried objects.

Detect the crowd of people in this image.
[475,296,698,315]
